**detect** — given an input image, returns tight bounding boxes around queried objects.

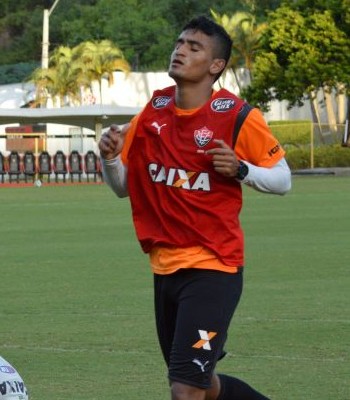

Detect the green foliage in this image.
[269,120,312,146]
[28,40,130,106]
[58,0,173,71]
[2,0,347,100]
[314,144,350,167]
[244,4,350,110]
[0,0,284,80]
[211,10,267,73]
[166,0,247,29]
[268,120,350,169]
[0,0,97,66]
[0,62,39,84]
[284,146,311,169]
[290,0,350,35]
[285,144,350,169]
[0,7,43,64]
[230,0,283,16]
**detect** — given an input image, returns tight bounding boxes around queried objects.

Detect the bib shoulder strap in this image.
[232,103,254,149]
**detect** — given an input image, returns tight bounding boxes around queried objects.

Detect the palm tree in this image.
[29,46,84,107]
[29,41,130,106]
[48,46,85,106]
[72,40,130,104]
[211,9,267,91]
[29,67,56,107]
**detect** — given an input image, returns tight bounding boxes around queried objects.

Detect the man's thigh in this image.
[161,269,243,389]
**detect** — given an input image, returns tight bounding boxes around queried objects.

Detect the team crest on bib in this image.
[152,96,172,109]
[194,126,213,147]
[211,98,235,112]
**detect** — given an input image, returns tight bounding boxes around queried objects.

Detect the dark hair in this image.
[182,16,233,67]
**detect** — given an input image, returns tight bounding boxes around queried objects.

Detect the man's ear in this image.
[210,59,226,76]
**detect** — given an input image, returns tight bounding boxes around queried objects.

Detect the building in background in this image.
[0,70,314,158]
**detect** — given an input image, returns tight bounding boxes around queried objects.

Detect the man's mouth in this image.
[171,59,183,66]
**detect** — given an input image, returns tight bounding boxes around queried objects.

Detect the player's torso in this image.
[129,87,245,193]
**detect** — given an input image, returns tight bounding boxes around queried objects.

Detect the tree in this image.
[72,40,130,103]
[0,0,98,66]
[29,40,130,107]
[288,0,350,125]
[211,9,267,91]
[29,46,83,107]
[290,0,350,35]
[60,0,174,71]
[236,0,283,16]
[243,5,350,127]
[1,0,285,80]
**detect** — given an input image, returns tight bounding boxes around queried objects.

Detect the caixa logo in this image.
[211,98,235,112]
[149,163,211,191]
[152,96,172,109]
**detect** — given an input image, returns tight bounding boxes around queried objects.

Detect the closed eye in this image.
[174,38,203,52]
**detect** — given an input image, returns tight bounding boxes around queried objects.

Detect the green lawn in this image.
[0,176,349,399]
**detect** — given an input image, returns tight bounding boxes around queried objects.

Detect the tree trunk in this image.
[336,83,346,124]
[309,91,321,124]
[223,68,242,93]
[309,91,323,144]
[91,80,101,104]
[323,86,337,133]
[343,100,350,146]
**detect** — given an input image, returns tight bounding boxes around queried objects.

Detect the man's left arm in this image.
[207,140,291,196]
[237,158,291,195]
[234,107,292,195]
[207,107,292,196]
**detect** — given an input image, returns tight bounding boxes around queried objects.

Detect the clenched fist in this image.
[98,123,129,160]
[206,139,240,177]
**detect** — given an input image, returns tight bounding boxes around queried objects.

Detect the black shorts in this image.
[154,268,243,389]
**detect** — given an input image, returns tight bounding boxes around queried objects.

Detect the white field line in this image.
[236,316,350,324]
[0,344,347,363]
[1,312,348,324]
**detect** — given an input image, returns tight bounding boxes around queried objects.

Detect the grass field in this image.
[0,176,349,400]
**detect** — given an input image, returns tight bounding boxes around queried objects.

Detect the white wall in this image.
[106,70,313,122]
[0,71,315,157]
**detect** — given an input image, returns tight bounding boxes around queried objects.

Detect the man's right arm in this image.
[99,123,130,198]
[101,155,128,198]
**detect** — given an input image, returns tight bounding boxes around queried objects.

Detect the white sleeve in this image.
[101,155,129,198]
[240,158,292,195]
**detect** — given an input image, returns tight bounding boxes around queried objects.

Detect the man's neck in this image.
[174,83,214,110]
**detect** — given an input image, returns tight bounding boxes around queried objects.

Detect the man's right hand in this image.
[99,124,129,160]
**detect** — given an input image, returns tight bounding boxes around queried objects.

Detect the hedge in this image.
[268,120,350,169]
[285,144,350,170]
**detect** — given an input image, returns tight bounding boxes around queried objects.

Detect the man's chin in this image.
[168,69,181,81]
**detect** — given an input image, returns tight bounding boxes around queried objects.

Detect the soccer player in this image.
[99,16,291,400]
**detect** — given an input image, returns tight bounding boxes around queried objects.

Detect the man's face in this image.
[168,29,220,84]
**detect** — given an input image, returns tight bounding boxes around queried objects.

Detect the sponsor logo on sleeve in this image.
[268,143,281,156]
